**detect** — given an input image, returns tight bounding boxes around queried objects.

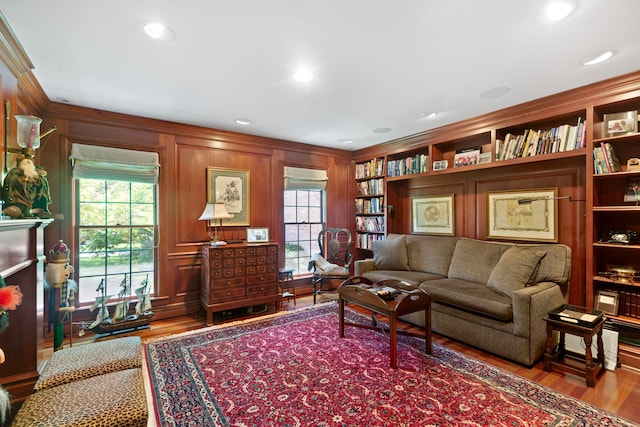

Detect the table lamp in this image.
[199,202,233,245]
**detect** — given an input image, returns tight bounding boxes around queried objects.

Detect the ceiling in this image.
[2,1,640,151]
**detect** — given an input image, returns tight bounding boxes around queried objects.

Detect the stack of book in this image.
[496,118,585,160]
[593,142,622,174]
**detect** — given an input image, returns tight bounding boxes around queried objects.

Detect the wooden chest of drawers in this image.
[200,243,279,325]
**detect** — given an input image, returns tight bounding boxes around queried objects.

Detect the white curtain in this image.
[69,143,160,184]
[284,166,328,191]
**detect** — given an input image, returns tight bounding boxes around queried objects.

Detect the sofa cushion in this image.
[406,234,457,276]
[487,247,547,298]
[448,238,511,284]
[517,244,572,284]
[373,235,409,270]
[420,278,513,321]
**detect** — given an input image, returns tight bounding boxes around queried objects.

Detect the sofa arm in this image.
[354,258,375,277]
[512,282,566,338]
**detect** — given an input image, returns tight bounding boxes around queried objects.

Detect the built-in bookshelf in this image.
[355,157,386,250]
[588,99,640,352]
[387,151,429,178]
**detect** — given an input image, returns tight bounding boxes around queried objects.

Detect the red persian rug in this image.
[145,303,634,426]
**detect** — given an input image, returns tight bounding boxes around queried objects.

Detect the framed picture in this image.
[603,111,638,137]
[595,290,619,316]
[411,194,455,235]
[433,160,448,171]
[487,188,558,242]
[624,177,640,203]
[207,167,250,226]
[246,227,269,243]
[478,152,492,164]
[454,149,480,167]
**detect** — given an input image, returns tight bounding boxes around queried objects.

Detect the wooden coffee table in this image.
[338,277,432,369]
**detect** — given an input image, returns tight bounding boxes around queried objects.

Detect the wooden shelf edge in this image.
[618,342,640,372]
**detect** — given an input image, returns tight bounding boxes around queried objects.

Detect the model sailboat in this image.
[84,274,154,335]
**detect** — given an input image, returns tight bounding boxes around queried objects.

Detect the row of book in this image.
[496,118,586,160]
[356,178,384,196]
[356,216,384,233]
[355,196,384,214]
[356,233,385,250]
[593,142,622,174]
[387,154,429,177]
[355,158,384,179]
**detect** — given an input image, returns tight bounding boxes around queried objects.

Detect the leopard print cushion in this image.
[12,368,148,427]
[34,336,142,392]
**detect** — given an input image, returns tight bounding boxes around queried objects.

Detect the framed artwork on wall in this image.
[411,194,455,235]
[207,167,250,226]
[487,188,558,242]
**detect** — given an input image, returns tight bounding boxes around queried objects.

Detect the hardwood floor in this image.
[45,294,640,425]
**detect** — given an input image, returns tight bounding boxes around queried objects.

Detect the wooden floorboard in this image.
[45,294,640,425]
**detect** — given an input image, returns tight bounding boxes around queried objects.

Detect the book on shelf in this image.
[355,158,384,179]
[593,143,622,174]
[387,153,429,177]
[496,118,584,160]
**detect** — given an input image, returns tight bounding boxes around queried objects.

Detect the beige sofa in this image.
[354,234,571,366]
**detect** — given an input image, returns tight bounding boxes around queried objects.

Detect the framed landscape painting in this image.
[411,195,455,235]
[207,167,250,226]
[487,188,557,242]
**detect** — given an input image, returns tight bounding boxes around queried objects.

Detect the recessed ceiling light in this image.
[373,127,392,134]
[546,1,576,21]
[142,22,177,41]
[580,50,614,66]
[480,86,511,99]
[293,69,314,82]
[420,112,438,119]
[341,139,354,144]
[235,119,252,125]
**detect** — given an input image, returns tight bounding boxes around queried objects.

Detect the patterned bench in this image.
[12,336,148,427]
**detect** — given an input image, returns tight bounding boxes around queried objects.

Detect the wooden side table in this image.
[278,268,296,307]
[543,316,606,387]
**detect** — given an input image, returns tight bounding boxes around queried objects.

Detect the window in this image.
[283,190,324,275]
[69,143,160,304]
[76,179,156,303]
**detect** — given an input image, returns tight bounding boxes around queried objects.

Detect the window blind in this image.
[284,166,328,191]
[69,143,160,184]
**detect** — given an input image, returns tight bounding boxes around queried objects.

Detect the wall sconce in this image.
[198,203,234,246]
[4,112,57,173]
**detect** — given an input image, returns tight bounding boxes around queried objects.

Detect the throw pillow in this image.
[373,235,409,271]
[487,247,547,298]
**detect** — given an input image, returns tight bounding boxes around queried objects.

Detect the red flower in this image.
[0,286,22,311]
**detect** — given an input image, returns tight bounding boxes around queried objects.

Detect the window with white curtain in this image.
[69,144,159,303]
[283,167,327,275]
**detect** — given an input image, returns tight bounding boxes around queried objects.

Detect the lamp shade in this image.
[198,203,233,221]
[15,115,42,150]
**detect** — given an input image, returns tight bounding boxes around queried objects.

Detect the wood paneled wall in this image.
[386,157,586,305]
[35,103,353,323]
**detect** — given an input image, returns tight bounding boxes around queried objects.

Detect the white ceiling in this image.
[2,1,640,151]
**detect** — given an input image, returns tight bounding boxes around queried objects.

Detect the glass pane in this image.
[78,276,106,302]
[297,191,309,205]
[79,203,105,226]
[107,203,131,226]
[79,253,105,277]
[79,228,107,253]
[297,206,309,223]
[283,191,297,206]
[131,183,154,203]
[107,251,131,275]
[105,274,128,299]
[309,191,322,206]
[283,206,297,223]
[132,227,155,249]
[107,228,131,251]
[79,180,106,202]
[132,249,154,268]
[132,204,154,225]
[308,206,322,223]
[107,181,130,202]
[284,224,299,241]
